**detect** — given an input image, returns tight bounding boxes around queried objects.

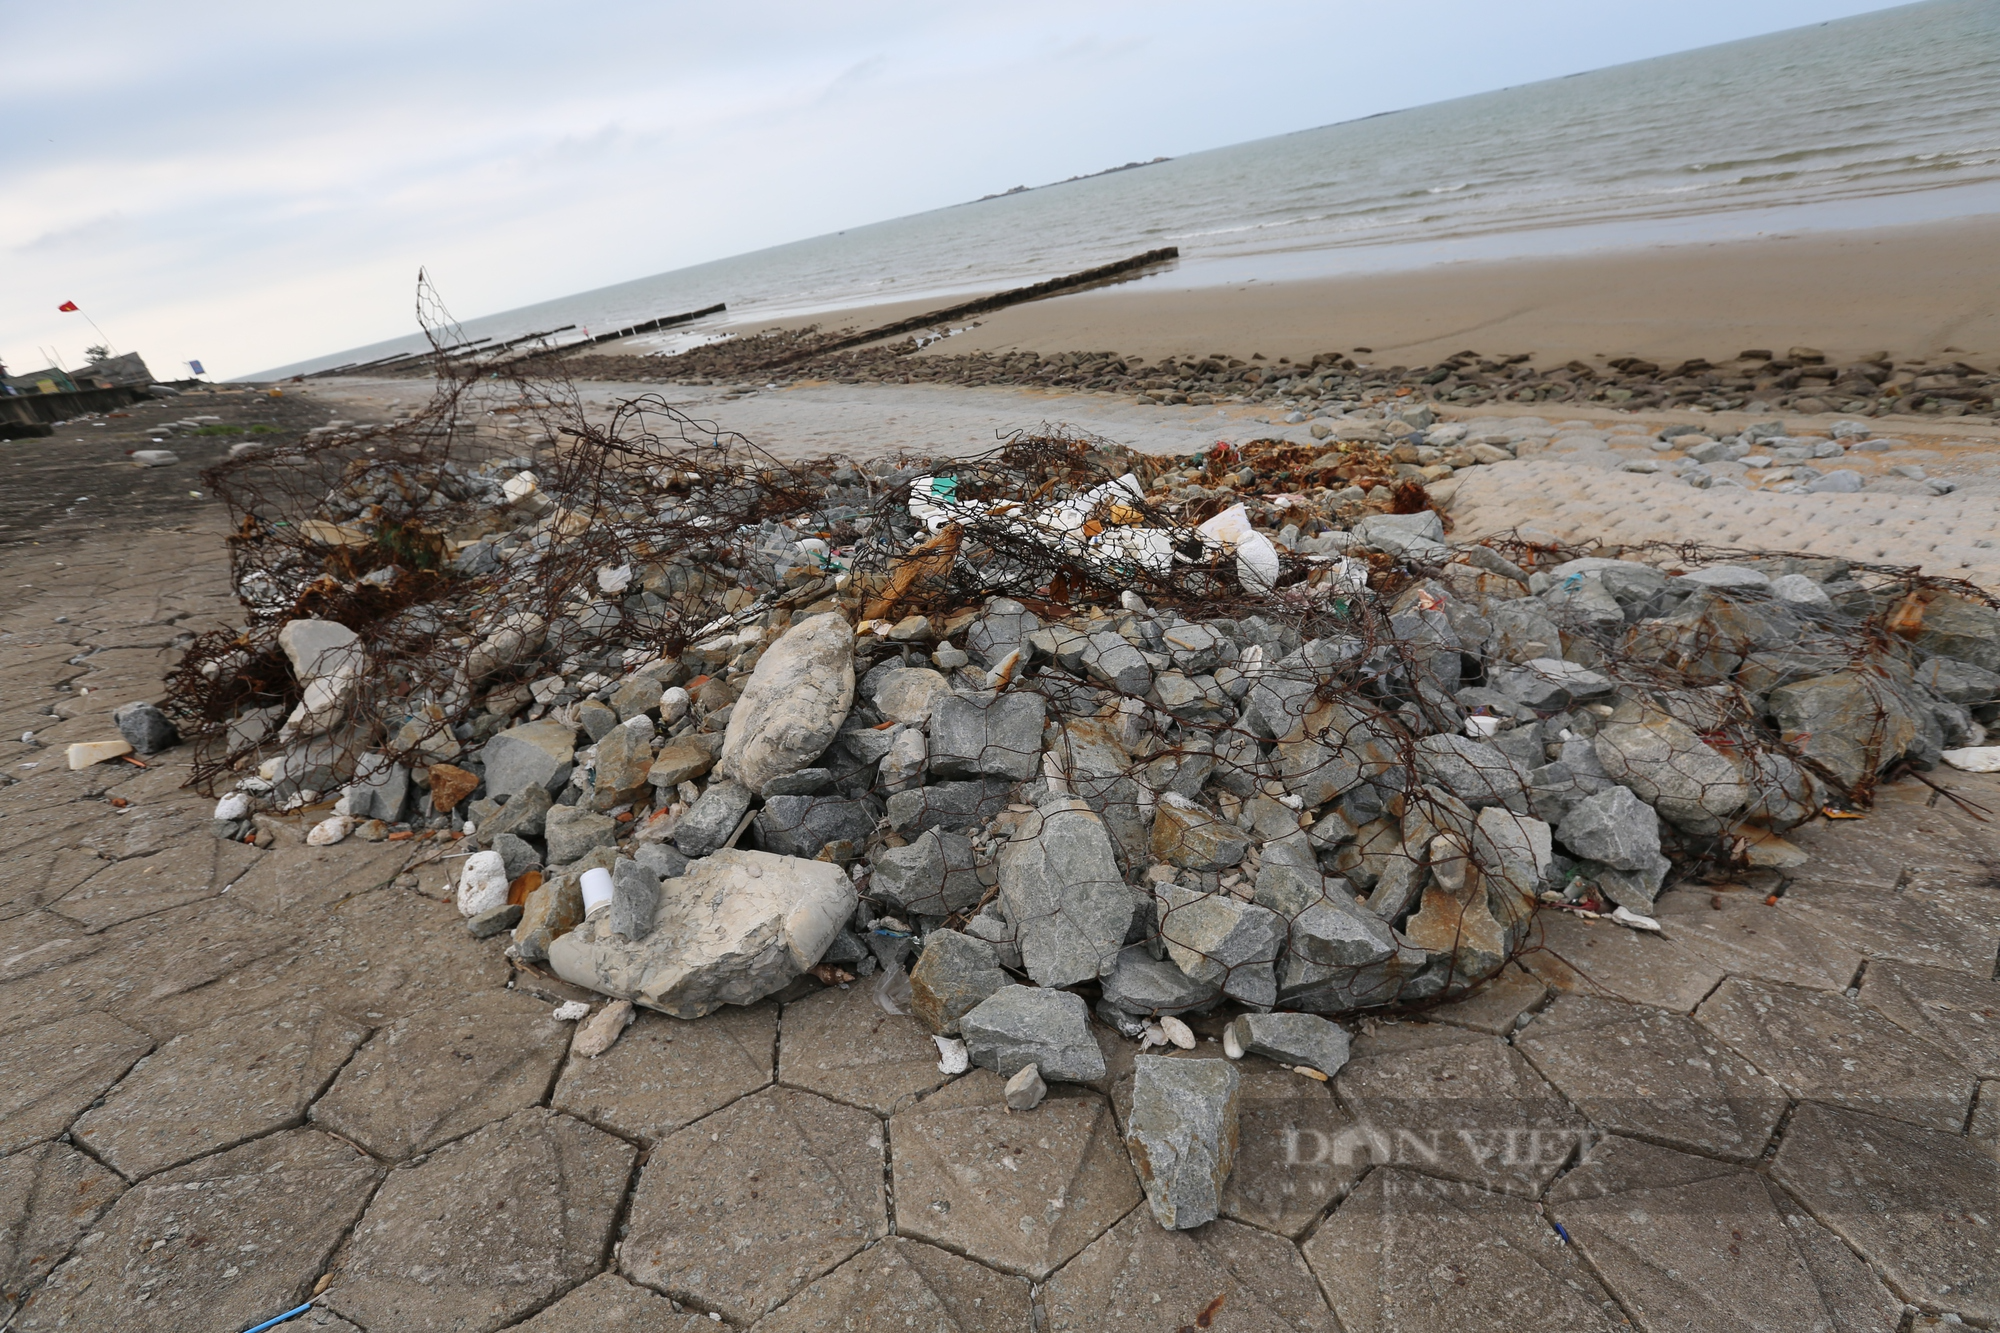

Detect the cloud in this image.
[0,0,1903,378]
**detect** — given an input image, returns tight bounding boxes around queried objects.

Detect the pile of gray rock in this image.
[186,429,1999,1227]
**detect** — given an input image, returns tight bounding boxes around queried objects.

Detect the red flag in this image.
[58,301,79,312]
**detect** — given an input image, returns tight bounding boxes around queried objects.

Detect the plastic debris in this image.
[1940,746,2000,773]
[933,1033,970,1074]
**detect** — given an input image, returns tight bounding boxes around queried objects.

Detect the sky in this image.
[2,0,1905,381]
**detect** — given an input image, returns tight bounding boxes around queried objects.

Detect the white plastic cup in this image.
[1464,714,1502,739]
[580,866,615,918]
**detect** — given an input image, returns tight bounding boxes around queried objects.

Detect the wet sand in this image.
[693,216,2000,369]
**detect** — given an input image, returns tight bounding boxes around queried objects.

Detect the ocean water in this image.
[263,0,2000,378]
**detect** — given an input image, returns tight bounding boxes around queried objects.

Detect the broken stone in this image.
[928,691,1047,780]
[1156,882,1285,1007]
[646,739,714,787]
[276,618,363,740]
[1414,734,1531,811]
[513,872,586,962]
[1768,671,1924,789]
[1098,944,1222,1016]
[609,857,659,941]
[868,827,986,918]
[1080,628,1152,695]
[608,673,665,721]
[548,849,855,1017]
[672,778,754,856]
[1226,1012,1351,1075]
[754,792,879,859]
[483,717,578,798]
[64,738,131,769]
[1594,714,1749,834]
[112,700,177,755]
[1125,1055,1242,1229]
[960,985,1106,1082]
[1149,792,1251,870]
[721,611,855,791]
[1557,784,1671,909]
[884,777,1011,836]
[997,799,1132,986]
[591,723,654,809]
[476,781,551,844]
[909,928,1009,1035]
[872,665,952,723]
[468,901,522,938]
[1494,658,1615,710]
[571,998,635,1059]
[1004,1063,1048,1110]
[545,803,618,864]
[427,761,481,814]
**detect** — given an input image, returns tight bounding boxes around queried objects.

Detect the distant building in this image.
[1,366,79,396]
[75,351,155,388]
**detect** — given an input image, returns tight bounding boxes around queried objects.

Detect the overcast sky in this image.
[4,0,1900,380]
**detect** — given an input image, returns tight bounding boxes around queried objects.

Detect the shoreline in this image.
[670,215,2000,371]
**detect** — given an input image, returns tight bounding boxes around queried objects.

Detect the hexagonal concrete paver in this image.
[1516,995,1787,1162]
[47,835,260,933]
[1549,1134,1900,1333]
[1773,1102,2000,1328]
[1697,977,1975,1131]
[510,1272,710,1332]
[1517,910,1723,1013]
[1303,1168,1625,1333]
[130,886,513,1040]
[15,1129,378,1333]
[0,1142,124,1320]
[891,1070,1140,1280]
[0,900,298,1042]
[779,982,951,1115]
[1045,1210,1333,1333]
[311,989,569,1159]
[1425,961,1548,1036]
[554,1003,774,1144]
[1333,1032,1586,1197]
[1785,878,2000,979]
[1858,958,2000,1079]
[73,1003,368,1179]
[1653,888,1863,992]
[222,838,412,917]
[0,1009,153,1154]
[758,1236,1033,1333]
[621,1086,886,1325]
[1221,1060,1365,1239]
[328,1107,636,1333]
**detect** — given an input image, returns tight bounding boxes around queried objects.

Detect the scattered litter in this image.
[1610,905,1662,932]
[1941,746,2000,773]
[1159,1015,1197,1050]
[933,1034,970,1075]
[552,1000,591,1021]
[65,739,133,769]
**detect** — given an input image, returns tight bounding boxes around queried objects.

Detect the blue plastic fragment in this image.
[1552,1221,1572,1244]
[242,1302,315,1333]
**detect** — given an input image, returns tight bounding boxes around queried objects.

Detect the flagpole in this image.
[57,302,116,357]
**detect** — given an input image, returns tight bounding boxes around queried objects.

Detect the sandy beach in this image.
[688,217,2000,370]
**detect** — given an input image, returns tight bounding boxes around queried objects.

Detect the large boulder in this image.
[869,827,987,918]
[1593,715,1749,835]
[908,929,1009,1035]
[1767,672,1925,789]
[720,612,855,792]
[997,799,1134,986]
[1909,593,2000,674]
[547,850,855,1017]
[1414,735,1531,812]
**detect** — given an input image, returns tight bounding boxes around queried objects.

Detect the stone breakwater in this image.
[553,330,2000,423]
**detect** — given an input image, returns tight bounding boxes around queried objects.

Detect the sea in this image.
[257,0,2000,379]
